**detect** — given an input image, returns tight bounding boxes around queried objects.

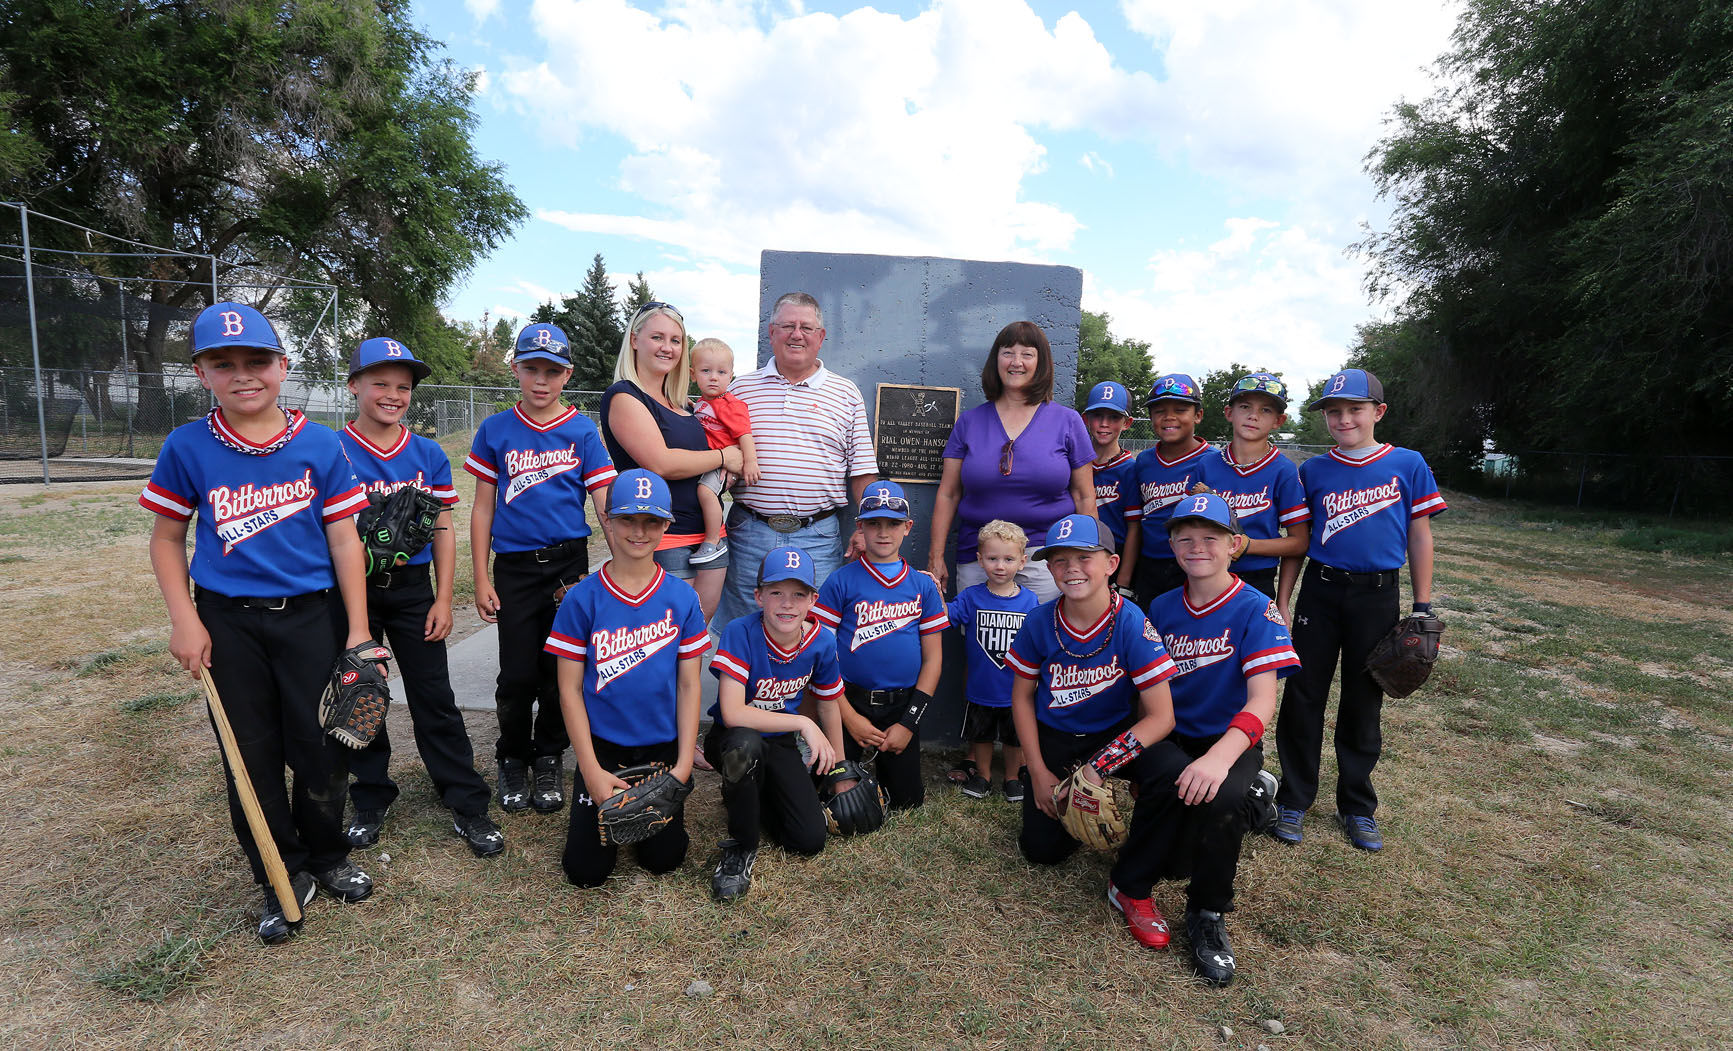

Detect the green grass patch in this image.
[121,689,200,713]
[1615,525,1733,556]
[75,641,168,676]
[88,924,237,1002]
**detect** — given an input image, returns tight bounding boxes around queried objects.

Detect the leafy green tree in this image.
[1360,0,1733,497]
[622,272,657,319]
[1074,310,1156,439]
[565,254,625,392]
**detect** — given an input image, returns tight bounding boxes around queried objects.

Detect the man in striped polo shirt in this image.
[717,291,880,627]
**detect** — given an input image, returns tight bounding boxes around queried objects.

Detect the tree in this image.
[1073,310,1156,440]
[1359,0,1733,497]
[1195,363,1286,444]
[563,254,626,392]
[622,272,657,320]
[0,0,525,398]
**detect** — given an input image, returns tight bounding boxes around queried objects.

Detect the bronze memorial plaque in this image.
[873,383,962,484]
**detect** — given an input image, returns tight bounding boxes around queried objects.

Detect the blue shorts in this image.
[654,540,730,579]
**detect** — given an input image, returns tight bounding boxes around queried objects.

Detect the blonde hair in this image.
[613,304,690,409]
[974,519,1029,555]
[690,337,734,373]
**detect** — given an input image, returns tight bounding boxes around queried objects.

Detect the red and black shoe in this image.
[1107,883,1171,950]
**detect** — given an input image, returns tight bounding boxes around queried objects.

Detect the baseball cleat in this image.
[314,861,374,903]
[1107,883,1171,950]
[712,839,757,902]
[257,872,317,945]
[452,811,505,857]
[345,807,386,848]
[1336,811,1383,852]
[1185,908,1236,987]
[1272,806,1306,844]
[496,758,531,812]
[1244,771,1279,835]
[531,755,566,813]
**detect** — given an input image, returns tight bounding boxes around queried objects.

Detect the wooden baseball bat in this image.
[198,666,301,924]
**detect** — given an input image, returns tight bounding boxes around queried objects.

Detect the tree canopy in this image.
[1359,0,1733,484]
[1073,310,1155,439]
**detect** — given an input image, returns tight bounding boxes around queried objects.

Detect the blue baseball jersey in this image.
[1133,440,1225,560]
[338,424,459,568]
[708,612,845,734]
[543,564,709,748]
[1208,446,1309,572]
[1300,444,1447,571]
[1091,450,1139,545]
[813,559,947,691]
[946,583,1040,709]
[1006,597,1178,734]
[1146,577,1300,737]
[464,404,615,554]
[140,410,366,596]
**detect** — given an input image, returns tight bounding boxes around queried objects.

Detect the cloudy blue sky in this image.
[416,0,1459,390]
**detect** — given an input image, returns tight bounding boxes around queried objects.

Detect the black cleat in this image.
[1244,770,1279,836]
[711,838,757,902]
[258,872,316,945]
[1186,908,1236,987]
[497,758,531,813]
[452,811,505,857]
[346,807,386,848]
[531,754,565,813]
[313,861,374,904]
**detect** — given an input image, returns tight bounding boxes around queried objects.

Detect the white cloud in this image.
[1079,151,1114,178]
[1087,218,1374,391]
[465,0,501,20]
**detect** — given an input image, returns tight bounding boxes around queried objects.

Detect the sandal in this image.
[947,758,978,785]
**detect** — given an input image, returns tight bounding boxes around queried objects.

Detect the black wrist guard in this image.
[1412,601,1433,614]
[898,690,933,731]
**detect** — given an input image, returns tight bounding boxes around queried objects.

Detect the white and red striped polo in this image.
[730,360,879,517]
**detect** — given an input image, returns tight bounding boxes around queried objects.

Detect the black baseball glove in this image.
[1365,612,1444,698]
[596,763,693,846]
[819,759,888,836]
[319,641,392,749]
[356,486,445,577]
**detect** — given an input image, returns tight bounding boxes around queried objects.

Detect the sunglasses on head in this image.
[1232,376,1287,399]
[633,300,684,324]
[860,494,910,514]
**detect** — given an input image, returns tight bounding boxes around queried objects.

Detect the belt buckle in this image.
[766,514,802,534]
[534,547,552,563]
[261,596,288,611]
[375,570,395,589]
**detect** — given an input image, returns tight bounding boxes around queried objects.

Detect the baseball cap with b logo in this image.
[857,479,911,521]
[1165,492,1243,535]
[347,336,431,384]
[607,469,673,521]
[1307,368,1385,409]
[513,323,574,367]
[1229,371,1290,408]
[758,545,818,589]
[1145,373,1202,406]
[190,302,285,358]
[1085,381,1131,416]
[1033,513,1117,560]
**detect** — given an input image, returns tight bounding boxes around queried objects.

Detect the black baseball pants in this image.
[705,725,827,855]
[196,587,350,885]
[1236,567,1277,600]
[491,542,588,763]
[344,567,490,817]
[842,690,924,810]
[1017,719,1188,898]
[562,736,689,887]
[1276,561,1401,817]
[1122,733,1266,913]
[1134,556,1187,609]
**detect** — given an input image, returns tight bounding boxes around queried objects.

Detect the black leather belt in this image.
[369,563,430,590]
[737,503,839,534]
[845,683,913,707]
[495,538,586,564]
[194,586,332,611]
[1313,564,1399,587]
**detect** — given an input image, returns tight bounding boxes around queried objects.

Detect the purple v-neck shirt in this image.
[943,400,1093,561]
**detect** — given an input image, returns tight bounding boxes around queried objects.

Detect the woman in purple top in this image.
[927,321,1096,602]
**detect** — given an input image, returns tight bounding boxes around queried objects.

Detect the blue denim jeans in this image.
[717,505,845,628]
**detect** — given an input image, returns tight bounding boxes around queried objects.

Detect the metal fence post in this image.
[468,386,475,433]
[18,205,53,484]
[1576,456,1587,508]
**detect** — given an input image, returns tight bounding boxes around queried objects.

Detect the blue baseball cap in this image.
[347,336,431,384]
[1308,368,1385,409]
[1165,492,1243,535]
[1228,371,1289,409]
[758,546,818,589]
[1084,381,1132,415]
[1033,514,1117,559]
[857,480,911,521]
[513,323,573,367]
[608,469,673,520]
[1145,373,1202,406]
[190,302,284,357]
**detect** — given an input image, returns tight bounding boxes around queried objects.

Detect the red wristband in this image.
[1228,711,1264,746]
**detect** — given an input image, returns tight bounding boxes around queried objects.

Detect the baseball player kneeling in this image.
[1006,514,1183,953]
[544,470,710,887]
[1143,493,1298,986]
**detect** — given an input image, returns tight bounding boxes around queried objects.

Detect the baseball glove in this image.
[596,763,692,846]
[319,641,392,749]
[819,759,888,836]
[356,486,445,577]
[1054,767,1135,851]
[1365,612,1445,698]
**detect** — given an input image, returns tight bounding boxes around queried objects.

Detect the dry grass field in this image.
[2,459,1730,1050]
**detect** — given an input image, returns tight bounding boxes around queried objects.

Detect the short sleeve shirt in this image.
[943,401,1093,561]
[813,559,947,690]
[708,612,845,733]
[1006,597,1178,734]
[337,424,459,568]
[1300,444,1447,571]
[1146,578,1300,737]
